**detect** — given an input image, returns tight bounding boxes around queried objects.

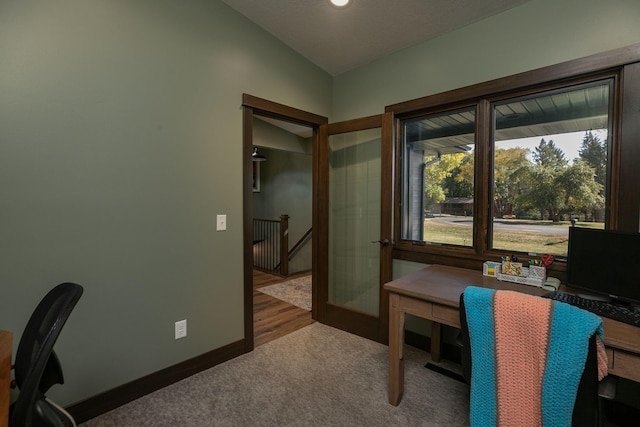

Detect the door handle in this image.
[372,238,390,247]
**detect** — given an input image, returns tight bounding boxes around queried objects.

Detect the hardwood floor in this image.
[253,269,315,347]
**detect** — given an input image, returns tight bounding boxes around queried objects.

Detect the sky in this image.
[498,129,608,164]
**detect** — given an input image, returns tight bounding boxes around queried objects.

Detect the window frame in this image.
[399,104,479,248]
[486,76,616,255]
[387,44,640,277]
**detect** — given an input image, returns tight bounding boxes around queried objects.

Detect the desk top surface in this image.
[384,264,547,307]
[384,264,640,354]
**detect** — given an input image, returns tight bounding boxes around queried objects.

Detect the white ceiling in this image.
[220,0,531,76]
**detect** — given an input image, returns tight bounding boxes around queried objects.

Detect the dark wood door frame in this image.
[241,94,328,352]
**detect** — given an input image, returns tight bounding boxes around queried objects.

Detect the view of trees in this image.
[424,131,607,222]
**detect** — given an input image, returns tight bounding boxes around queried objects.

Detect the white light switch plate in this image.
[216,214,227,231]
[175,319,187,339]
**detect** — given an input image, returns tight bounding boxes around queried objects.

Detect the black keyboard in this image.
[542,291,640,327]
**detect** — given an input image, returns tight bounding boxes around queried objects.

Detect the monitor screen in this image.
[567,227,640,304]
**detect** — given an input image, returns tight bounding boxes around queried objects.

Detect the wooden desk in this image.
[384,264,640,406]
[1,330,12,427]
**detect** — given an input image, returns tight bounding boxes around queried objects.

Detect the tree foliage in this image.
[533,138,567,168]
[493,148,529,217]
[423,153,467,209]
[578,131,607,187]
[560,160,604,211]
[443,153,474,198]
[424,135,607,221]
[516,138,603,221]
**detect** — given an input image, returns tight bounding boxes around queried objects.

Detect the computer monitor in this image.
[566,227,640,304]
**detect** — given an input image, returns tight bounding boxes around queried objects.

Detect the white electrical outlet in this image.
[175,319,187,339]
[216,214,227,231]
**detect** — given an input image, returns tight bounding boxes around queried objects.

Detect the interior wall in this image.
[0,0,331,405]
[332,0,640,120]
[252,118,312,155]
[253,146,313,274]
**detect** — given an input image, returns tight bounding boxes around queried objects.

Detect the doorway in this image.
[251,119,315,347]
[242,94,328,351]
[252,269,314,347]
[242,96,394,350]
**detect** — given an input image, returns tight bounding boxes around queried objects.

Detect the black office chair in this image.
[459,291,604,426]
[10,282,83,427]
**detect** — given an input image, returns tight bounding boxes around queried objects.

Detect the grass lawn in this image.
[423,218,604,256]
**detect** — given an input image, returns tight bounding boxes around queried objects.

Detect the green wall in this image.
[0,0,330,405]
[252,118,312,155]
[253,146,313,274]
[333,0,640,120]
[252,120,313,274]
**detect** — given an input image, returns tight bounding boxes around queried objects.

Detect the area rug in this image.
[257,275,311,311]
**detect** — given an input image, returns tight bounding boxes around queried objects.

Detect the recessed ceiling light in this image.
[330,0,351,7]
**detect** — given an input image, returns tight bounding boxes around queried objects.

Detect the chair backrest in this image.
[459,292,600,426]
[11,282,83,427]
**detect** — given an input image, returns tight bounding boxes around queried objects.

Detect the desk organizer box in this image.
[483,261,546,287]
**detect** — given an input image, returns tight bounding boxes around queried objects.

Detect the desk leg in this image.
[388,293,405,406]
[431,322,442,362]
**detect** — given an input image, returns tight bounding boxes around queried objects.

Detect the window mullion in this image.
[474,99,491,256]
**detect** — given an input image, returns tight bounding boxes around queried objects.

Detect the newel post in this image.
[280,214,289,276]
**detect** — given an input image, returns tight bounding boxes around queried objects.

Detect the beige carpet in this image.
[80,323,470,426]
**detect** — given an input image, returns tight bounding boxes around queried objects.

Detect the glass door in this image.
[316,113,393,343]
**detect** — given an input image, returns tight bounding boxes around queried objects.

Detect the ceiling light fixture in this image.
[330,0,351,8]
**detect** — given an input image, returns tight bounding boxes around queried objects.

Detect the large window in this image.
[401,108,476,247]
[391,54,639,273]
[490,81,612,257]
[398,80,613,258]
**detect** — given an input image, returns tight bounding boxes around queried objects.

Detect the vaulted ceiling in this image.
[235,0,605,145]
[220,0,531,76]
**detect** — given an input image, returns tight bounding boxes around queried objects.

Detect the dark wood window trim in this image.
[387,43,640,277]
